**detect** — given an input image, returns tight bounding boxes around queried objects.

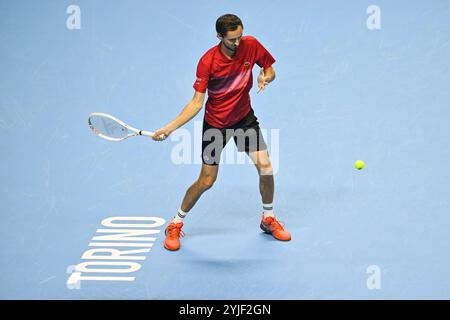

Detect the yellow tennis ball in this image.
[355,160,365,170]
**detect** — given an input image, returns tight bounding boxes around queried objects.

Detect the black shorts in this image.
[201,108,268,165]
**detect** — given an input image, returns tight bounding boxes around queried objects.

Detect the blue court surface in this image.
[1,0,449,300]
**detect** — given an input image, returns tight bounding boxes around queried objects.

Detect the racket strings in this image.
[89,115,131,139]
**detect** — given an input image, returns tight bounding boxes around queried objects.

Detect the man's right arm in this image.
[152,90,206,141]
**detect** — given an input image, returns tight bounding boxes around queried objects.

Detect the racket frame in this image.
[88,112,155,142]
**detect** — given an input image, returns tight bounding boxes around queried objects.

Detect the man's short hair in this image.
[216,14,244,37]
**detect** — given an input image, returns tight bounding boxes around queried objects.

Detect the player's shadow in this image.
[185,257,274,270]
[259,232,286,242]
[186,226,238,237]
[179,243,278,271]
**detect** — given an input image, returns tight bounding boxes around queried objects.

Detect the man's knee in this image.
[251,151,273,176]
[258,162,273,176]
[197,174,216,191]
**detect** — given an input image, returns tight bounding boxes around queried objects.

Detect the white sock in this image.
[172,209,187,223]
[263,203,274,218]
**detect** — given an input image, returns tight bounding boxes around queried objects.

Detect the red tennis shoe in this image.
[260,215,291,241]
[164,221,185,251]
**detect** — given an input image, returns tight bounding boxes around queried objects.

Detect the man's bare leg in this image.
[248,150,274,204]
[248,149,291,241]
[164,164,219,251]
[180,163,219,212]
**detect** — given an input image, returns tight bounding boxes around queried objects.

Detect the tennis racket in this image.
[88,112,165,142]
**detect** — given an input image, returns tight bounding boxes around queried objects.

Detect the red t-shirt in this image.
[193,36,275,128]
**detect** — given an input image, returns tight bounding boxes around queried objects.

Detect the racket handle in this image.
[139,130,166,139]
[139,130,155,137]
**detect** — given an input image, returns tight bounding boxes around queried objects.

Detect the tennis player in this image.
[153,14,291,251]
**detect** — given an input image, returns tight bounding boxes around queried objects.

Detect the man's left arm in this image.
[257,66,276,93]
[264,66,276,82]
